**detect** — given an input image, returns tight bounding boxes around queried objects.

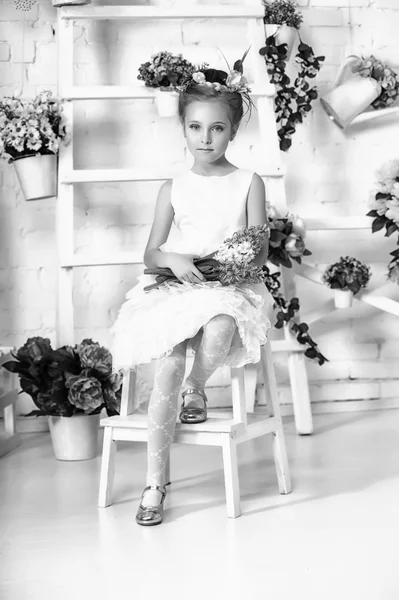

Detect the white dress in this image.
[111,168,272,372]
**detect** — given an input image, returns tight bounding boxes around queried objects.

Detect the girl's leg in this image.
[142,339,188,507]
[183,314,237,408]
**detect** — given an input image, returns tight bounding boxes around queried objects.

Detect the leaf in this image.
[366,210,379,217]
[386,222,398,237]
[303,249,312,256]
[372,215,388,233]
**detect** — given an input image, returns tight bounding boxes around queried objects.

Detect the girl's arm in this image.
[143,180,175,268]
[247,173,269,266]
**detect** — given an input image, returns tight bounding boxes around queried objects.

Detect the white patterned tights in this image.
[142,314,236,507]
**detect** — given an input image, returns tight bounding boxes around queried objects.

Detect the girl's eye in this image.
[213,126,224,132]
[189,124,200,130]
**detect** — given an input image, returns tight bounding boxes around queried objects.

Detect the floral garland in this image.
[261,268,328,365]
[352,55,399,110]
[367,159,399,283]
[259,35,324,151]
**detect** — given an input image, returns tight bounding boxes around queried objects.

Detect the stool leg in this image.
[273,424,292,495]
[260,343,292,495]
[98,426,116,508]
[222,434,241,518]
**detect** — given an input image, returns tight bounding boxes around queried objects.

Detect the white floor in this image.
[1,410,399,600]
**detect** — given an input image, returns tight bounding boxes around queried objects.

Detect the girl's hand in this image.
[167,253,206,284]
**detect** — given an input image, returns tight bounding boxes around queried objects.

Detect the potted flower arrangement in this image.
[262,0,303,61]
[137,51,196,117]
[0,90,69,201]
[322,256,371,308]
[1,337,121,461]
[266,203,312,268]
[320,55,399,130]
[367,159,399,284]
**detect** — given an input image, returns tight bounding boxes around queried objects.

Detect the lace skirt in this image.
[111,273,272,372]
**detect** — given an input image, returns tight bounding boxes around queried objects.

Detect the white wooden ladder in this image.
[56,4,313,435]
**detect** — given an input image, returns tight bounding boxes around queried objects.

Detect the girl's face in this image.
[183,100,235,166]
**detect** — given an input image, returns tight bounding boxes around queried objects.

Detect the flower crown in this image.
[177,48,253,106]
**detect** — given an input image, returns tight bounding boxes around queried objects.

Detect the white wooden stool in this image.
[98,338,292,518]
[0,347,21,458]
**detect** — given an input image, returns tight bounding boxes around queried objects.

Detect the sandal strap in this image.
[181,388,207,405]
[141,484,166,503]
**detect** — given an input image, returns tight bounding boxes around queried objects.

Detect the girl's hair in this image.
[178,84,245,132]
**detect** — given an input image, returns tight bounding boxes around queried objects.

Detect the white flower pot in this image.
[52,0,91,6]
[13,154,57,201]
[334,289,353,308]
[155,88,179,118]
[265,24,297,60]
[320,77,381,130]
[47,413,101,461]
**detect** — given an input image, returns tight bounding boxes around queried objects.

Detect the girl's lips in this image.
[198,149,213,152]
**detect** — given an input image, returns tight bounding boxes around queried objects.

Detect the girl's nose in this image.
[202,130,212,145]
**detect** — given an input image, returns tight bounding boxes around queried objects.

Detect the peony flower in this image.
[193,72,206,84]
[291,215,307,238]
[78,343,112,375]
[16,336,52,363]
[285,233,306,257]
[376,159,399,183]
[226,71,249,92]
[266,202,281,220]
[68,376,103,412]
[385,198,399,224]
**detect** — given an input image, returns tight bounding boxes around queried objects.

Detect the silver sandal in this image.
[179,388,208,424]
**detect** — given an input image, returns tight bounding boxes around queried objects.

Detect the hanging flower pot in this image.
[13,154,57,201]
[265,24,297,60]
[48,413,101,461]
[320,76,381,130]
[154,88,179,118]
[52,0,91,7]
[333,289,354,309]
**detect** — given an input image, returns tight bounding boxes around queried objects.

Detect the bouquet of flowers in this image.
[262,0,303,29]
[267,203,311,267]
[143,225,270,291]
[1,337,121,417]
[352,55,399,110]
[137,51,196,90]
[322,256,371,294]
[367,159,399,283]
[0,90,69,162]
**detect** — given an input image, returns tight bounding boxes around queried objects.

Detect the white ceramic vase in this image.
[155,88,179,118]
[47,413,101,461]
[334,289,354,309]
[265,24,297,60]
[52,0,91,6]
[13,154,57,201]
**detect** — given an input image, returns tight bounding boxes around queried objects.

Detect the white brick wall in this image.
[1,0,399,418]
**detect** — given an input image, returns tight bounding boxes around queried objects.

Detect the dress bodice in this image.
[160,168,255,257]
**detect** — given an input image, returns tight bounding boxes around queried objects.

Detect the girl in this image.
[111,62,272,526]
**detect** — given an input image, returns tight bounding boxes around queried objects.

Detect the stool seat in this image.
[98,340,292,518]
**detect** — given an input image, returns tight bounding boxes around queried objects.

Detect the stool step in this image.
[101,412,277,438]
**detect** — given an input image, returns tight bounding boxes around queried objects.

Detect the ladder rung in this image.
[62,166,284,184]
[60,6,265,20]
[270,340,305,353]
[62,83,275,101]
[61,252,143,267]
[305,216,372,231]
